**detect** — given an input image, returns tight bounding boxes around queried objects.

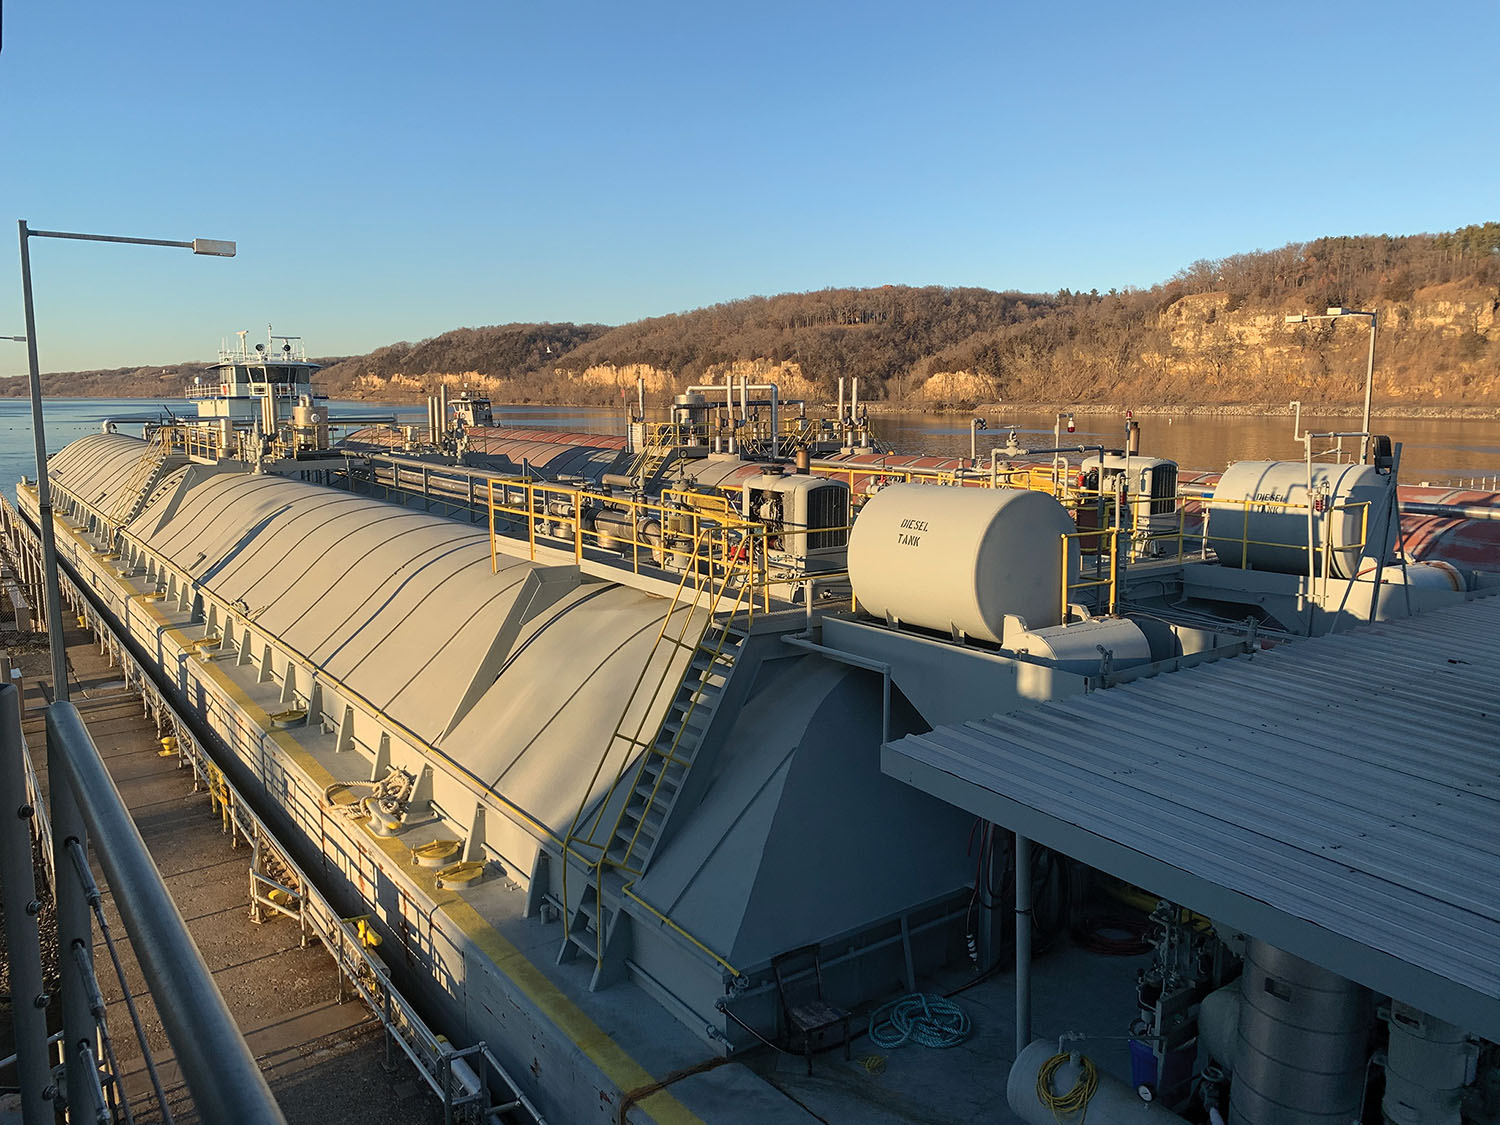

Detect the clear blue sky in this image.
[1,0,1495,374]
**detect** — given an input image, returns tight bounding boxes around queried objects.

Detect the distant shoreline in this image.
[10,393,1500,422]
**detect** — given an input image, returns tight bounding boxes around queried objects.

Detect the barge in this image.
[9,339,1499,1123]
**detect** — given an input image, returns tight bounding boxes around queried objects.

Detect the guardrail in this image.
[0,688,286,1124]
[1206,495,1371,569]
[1060,530,1121,619]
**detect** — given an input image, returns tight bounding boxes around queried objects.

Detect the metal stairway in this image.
[108,431,183,531]
[604,618,745,874]
[555,528,754,981]
[623,428,680,489]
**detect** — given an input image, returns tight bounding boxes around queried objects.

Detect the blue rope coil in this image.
[867,993,972,1050]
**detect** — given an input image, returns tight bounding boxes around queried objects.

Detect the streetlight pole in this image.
[1285,307,1378,462]
[17,220,235,704]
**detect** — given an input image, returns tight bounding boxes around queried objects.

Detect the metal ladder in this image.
[556,528,753,975]
[603,616,745,874]
[623,429,679,488]
[107,431,179,531]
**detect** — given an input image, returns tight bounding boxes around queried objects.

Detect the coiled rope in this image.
[866,993,971,1050]
[1036,1052,1098,1123]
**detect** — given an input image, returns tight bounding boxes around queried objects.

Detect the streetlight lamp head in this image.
[191,238,236,258]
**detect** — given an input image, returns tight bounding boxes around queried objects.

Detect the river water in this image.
[3,399,1498,498]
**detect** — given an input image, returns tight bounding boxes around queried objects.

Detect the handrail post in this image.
[0,683,54,1119]
[487,481,496,573]
[48,702,98,1120]
[46,702,287,1124]
[1058,534,1067,625]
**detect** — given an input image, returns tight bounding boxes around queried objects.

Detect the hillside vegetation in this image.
[8,223,1499,413]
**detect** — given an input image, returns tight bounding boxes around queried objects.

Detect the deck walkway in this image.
[14,621,443,1124]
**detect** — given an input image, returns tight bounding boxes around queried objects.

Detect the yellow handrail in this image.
[1059,529,1122,620]
[622,882,742,978]
[556,524,759,971]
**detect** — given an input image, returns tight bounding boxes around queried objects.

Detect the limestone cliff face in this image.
[572,363,676,394]
[918,370,1001,402]
[1130,284,1500,406]
[700,358,821,402]
[356,370,508,394]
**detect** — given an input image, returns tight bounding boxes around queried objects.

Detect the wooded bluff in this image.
[7,224,1498,414]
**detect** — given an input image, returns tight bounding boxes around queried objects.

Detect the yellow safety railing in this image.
[1207,496,1371,569]
[486,475,803,613]
[606,544,751,876]
[1059,530,1121,620]
[622,882,742,978]
[557,523,757,972]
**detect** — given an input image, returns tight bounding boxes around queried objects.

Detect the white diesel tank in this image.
[1207,460,1395,578]
[848,483,1079,642]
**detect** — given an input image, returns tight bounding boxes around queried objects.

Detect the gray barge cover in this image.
[883,598,1500,1040]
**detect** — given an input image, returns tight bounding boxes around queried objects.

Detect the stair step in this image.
[605,843,642,867]
[669,700,715,723]
[660,715,708,741]
[616,816,659,847]
[633,776,679,803]
[621,801,664,831]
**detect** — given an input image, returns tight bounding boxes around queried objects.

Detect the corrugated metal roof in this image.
[884,598,1500,1040]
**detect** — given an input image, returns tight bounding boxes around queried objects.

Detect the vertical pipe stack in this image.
[1014,833,1032,1059]
[1382,1002,1473,1125]
[1230,939,1372,1125]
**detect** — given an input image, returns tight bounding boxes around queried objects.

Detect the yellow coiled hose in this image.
[1036,1051,1098,1122]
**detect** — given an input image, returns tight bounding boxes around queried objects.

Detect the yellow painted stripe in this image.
[65,519,702,1123]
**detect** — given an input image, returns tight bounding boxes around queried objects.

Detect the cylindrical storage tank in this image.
[672,392,708,426]
[1230,939,1372,1125]
[848,484,1079,640]
[1008,1040,1188,1124]
[1375,559,1467,593]
[1008,618,1152,676]
[1381,1002,1472,1125]
[1208,461,1395,578]
[1199,982,1242,1070]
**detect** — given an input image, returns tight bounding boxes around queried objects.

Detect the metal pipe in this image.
[18,222,70,703]
[47,705,95,1120]
[1230,939,1371,1125]
[838,377,845,426]
[46,702,287,1125]
[1361,314,1377,463]
[0,683,53,1119]
[1400,501,1500,520]
[780,636,890,745]
[769,384,780,461]
[1015,833,1033,1060]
